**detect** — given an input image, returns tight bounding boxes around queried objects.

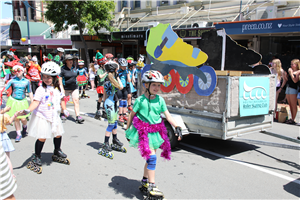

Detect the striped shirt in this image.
[33,86,64,122]
[0,142,17,199]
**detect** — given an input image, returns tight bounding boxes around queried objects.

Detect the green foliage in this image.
[44,1,115,35]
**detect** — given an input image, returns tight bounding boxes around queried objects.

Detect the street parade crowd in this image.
[0,48,182,200]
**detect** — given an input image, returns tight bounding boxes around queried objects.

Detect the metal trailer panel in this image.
[162,74,275,140]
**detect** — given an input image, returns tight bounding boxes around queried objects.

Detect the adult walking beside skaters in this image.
[284,59,300,124]
[59,55,84,124]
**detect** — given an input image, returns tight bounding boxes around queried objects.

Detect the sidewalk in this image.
[277,103,300,125]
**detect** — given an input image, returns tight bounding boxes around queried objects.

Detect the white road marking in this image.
[181,143,300,185]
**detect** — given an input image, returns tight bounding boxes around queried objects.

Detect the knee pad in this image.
[119,100,124,107]
[146,155,157,170]
[113,121,118,129]
[106,124,115,132]
[122,100,127,108]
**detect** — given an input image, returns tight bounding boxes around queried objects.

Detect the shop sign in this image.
[239,77,270,117]
[11,40,20,46]
[173,28,213,39]
[215,17,300,35]
[71,34,108,42]
[112,31,145,40]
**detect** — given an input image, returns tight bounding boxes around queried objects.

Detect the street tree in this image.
[44,1,115,67]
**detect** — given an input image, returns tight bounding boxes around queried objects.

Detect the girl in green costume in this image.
[126,70,182,198]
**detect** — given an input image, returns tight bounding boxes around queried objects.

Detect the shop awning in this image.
[214,16,300,35]
[9,20,51,40]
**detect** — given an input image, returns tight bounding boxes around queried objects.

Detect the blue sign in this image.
[215,17,300,35]
[239,77,270,117]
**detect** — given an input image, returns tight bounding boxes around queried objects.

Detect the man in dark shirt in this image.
[59,54,84,124]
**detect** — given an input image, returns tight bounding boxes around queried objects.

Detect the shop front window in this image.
[160,1,169,6]
[134,1,141,9]
[122,1,128,8]
[260,36,300,71]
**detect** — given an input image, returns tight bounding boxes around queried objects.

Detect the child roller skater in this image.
[117,58,131,124]
[126,70,182,199]
[94,58,108,120]
[77,60,89,99]
[20,61,70,174]
[98,61,126,159]
[4,65,33,142]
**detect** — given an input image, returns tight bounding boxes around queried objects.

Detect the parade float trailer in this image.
[140,24,275,148]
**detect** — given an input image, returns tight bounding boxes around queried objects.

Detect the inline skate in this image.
[94,110,101,120]
[98,142,114,159]
[111,138,127,153]
[52,149,70,165]
[146,184,164,200]
[118,115,124,127]
[102,110,107,119]
[139,179,149,194]
[76,116,85,124]
[27,154,42,174]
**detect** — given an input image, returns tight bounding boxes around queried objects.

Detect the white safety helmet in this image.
[57,47,65,53]
[118,58,128,67]
[142,70,164,83]
[41,61,61,76]
[32,56,37,62]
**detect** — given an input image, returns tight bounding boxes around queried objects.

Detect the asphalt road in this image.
[3,89,300,199]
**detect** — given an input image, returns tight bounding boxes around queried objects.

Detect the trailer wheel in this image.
[193,65,217,96]
[164,121,178,149]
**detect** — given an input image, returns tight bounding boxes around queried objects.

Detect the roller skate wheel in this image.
[106,152,114,159]
[122,147,127,153]
[27,162,32,169]
[64,158,70,165]
[36,166,42,174]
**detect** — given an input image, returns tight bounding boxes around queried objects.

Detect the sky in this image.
[1,0,13,20]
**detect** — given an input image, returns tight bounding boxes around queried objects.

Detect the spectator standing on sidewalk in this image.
[284,59,300,124]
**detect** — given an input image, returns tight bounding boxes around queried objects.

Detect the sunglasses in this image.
[13,68,23,73]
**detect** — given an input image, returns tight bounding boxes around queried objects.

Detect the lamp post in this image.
[23,0,31,56]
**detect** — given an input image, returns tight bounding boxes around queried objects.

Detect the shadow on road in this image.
[108,175,144,199]
[179,134,259,159]
[8,131,28,140]
[87,141,103,150]
[284,178,300,198]
[14,152,54,170]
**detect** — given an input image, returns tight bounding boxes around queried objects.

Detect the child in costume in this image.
[4,65,33,142]
[94,58,108,120]
[76,60,89,98]
[25,57,41,94]
[128,61,137,99]
[117,58,131,123]
[98,61,126,159]
[126,70,182,198]
[20,61,70,174]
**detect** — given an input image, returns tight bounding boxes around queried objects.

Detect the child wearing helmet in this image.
[76,60,89,98]
[4,65,33,142]
[94,58,108,120]
[126,69,182,198]
[98,61,125,159]
[117,58,131,123]
[19,61,70,173]
[54,47,64,67]
[128,60,137,100]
